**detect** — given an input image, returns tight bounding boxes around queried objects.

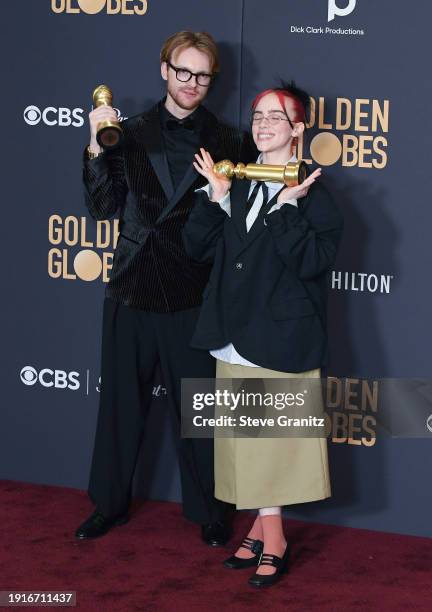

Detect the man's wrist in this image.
[88,139,102,155]
[87,143,102,159]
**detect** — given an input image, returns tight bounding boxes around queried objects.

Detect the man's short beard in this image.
[168,84,205,110]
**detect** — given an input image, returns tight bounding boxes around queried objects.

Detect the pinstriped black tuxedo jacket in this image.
[82,100,254,312]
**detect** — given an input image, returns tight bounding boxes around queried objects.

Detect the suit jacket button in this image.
[236,262,243,270]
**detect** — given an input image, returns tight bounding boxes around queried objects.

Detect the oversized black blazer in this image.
[182,177,344,372]
[82,101,255,312]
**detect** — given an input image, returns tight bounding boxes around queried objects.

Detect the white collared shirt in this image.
[196,154,298,367]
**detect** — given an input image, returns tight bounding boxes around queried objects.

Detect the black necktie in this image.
[246,182,269,214]
[166,117,196,132]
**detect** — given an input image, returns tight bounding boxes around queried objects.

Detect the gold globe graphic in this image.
[74,250,103,281]
[77,0,106,14]
[309,132,342,166]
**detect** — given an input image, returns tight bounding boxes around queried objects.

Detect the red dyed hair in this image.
[251,89,306,123]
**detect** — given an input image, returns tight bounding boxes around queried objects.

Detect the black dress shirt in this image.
[159,103,205,190]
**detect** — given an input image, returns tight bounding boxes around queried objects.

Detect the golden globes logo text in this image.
[298,96,389,169]
[48,215,119,282]
[51,0,148,15]
[326,378,377,447]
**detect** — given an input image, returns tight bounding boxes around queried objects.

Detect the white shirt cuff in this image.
[195,184,232,216]
[268,198,298,214]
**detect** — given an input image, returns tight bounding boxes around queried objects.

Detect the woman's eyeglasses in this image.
[251,111,294,128]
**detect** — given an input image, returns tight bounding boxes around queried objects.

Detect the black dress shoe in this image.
[201,520,231,546]
[223,537,264,569]
[75,510,129,540]
[248,543,290,587]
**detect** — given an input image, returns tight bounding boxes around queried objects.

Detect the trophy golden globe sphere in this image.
[213,160,236,178]
[92,84,123,149]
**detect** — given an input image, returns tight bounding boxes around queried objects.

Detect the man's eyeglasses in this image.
[251,111,294,128]
[167,62,213,87]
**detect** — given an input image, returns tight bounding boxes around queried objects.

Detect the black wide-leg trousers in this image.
[88,296,226,524]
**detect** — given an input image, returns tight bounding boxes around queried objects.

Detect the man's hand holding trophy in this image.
[87,85,123,158]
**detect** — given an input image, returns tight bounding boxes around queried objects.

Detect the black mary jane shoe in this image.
[248,544,290,587]
[223,537,264,569]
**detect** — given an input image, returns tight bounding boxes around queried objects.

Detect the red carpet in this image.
[0,480,430,611]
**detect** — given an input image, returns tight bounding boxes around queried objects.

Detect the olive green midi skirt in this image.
[214,359,331,509]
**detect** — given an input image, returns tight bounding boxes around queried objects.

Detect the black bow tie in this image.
[166,117,196,132]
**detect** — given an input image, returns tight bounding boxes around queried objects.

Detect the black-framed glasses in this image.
[167,61,213,87]
[251,111,294,128]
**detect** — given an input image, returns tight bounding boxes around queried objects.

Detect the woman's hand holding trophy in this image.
[276,167,322,203]
[193,148,232,203]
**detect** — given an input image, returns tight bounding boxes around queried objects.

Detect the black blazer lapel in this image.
[156,163,199,225]
[138,105,175,202]
[156,108,220,225]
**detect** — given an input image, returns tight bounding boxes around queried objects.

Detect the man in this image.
[76,31,254,545]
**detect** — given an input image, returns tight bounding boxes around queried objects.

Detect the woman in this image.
[182,82,344,587]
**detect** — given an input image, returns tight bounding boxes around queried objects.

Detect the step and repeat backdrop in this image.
[2,0,431,537]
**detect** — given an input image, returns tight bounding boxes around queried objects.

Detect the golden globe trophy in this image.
[213,159,308,187]
[92,84,123,148]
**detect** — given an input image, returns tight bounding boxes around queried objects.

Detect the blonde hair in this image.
[160,31,220,73]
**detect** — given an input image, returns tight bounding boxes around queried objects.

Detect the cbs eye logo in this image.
[23,105,84,127]
[23,106,42,126]
[20,366,38,386]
